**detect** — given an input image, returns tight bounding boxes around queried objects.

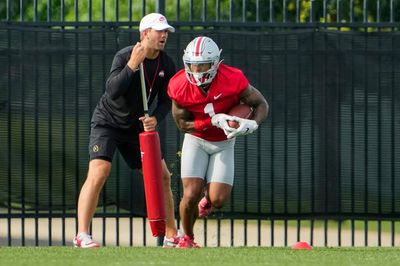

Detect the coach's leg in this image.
[179,178,204,238]
[77,159,111,233]
[161,159,178,238]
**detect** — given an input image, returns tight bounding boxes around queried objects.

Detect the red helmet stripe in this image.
[194,37,204,56]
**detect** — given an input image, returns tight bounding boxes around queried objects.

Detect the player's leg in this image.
[207,182,233,209]
[202,138,235,214]
[179,178,204,238]
[177,134,208,248]
[178,177,203,248]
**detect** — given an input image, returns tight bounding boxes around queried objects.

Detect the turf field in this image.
[1,247,400,266]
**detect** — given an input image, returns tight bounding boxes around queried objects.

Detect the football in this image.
[227,103,254,128]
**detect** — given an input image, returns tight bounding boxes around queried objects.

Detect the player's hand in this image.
[127,42,146,71]
[226,117,258,139]
[211,113,237,135]
[211,113,231,129]
[139,115,157,132]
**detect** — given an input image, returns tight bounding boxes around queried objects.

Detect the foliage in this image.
[0,0,154,22]
[1,0,398,23]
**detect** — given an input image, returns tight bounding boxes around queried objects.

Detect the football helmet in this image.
[183,36,222,86]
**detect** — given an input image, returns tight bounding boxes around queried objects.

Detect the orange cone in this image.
[291,241,313,250]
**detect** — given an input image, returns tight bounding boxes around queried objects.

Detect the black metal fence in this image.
[1,1,400,247]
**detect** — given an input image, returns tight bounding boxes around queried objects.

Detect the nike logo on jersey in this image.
[214,93,222,100]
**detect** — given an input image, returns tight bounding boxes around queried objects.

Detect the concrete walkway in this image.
[1,217,397,247]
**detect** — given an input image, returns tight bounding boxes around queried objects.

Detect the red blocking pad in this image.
[139,131,166,237]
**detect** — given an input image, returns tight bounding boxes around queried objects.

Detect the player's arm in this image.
[239,84,269,125]
[171,99,237,136]
[171,100,197,133]
[224,84,268,139]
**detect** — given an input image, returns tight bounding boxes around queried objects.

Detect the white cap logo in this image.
[139,13,175,33]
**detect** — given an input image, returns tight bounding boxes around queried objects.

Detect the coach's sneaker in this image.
[176,234,200,248]
[198,196,214,218]
[73,233,100,248]
[163,230,183,248]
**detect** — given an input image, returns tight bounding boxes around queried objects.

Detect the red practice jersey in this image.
[168,63,249,141]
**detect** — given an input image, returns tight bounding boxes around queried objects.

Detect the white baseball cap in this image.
[139,13,175,33]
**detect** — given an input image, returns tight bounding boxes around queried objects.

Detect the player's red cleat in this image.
[176,234,200,248]
[73,233,100,248]
[198,196,214,218]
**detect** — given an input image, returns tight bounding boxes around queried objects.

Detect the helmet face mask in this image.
[183,36,222,86]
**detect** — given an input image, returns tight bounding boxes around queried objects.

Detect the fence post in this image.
[156,0,165,15]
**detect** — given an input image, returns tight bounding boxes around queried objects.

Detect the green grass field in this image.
[1,247,400,266]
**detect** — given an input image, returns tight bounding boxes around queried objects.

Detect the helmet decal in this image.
[194,36,204,56]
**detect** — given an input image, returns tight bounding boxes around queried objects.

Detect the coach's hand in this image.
[139,116,157,132]
[127,42,146,71]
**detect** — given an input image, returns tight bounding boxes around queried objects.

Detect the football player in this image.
[167,36,269,248]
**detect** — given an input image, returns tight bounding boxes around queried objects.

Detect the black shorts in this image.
[89,124,142,169]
